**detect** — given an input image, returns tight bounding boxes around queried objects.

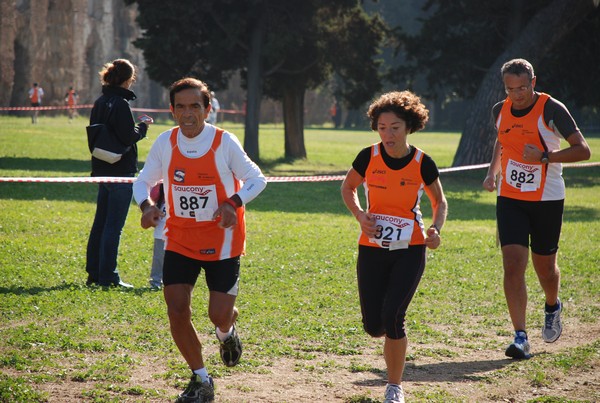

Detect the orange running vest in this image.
[359,144,427,249]
[165,127,246,261]
[67,90,75,106]
[31,88,39,104]
[496,93,556,201]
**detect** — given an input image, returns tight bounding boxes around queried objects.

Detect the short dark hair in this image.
[168,77,211,108]
[501,58,535,81]
[367,91,429,133]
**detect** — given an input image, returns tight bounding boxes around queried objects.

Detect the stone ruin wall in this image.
[0,0,166,109]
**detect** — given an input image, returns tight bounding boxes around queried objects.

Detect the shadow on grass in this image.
[0,182,99,202]
[0,157,90,174]
[352,358,511,385]
[0,283,163,296]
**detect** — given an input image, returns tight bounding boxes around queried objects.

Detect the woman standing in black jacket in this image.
[86,59,152,287]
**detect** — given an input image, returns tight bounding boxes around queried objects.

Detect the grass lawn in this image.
[0,116,598,402]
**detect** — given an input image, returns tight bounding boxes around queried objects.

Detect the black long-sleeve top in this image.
[89,85,148,177]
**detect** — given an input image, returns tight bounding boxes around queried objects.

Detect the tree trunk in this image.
[243,13,265,162]
[283,85,307,159]
[453,0,597,166]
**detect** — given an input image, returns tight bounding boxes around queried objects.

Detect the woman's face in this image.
[376,111,409,157]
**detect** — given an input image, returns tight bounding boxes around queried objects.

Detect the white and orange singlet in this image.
[67,90,76,107]
[359,144,427,249]
[31,88,39,104]
[165,127,246,261]
[496,93,565,201]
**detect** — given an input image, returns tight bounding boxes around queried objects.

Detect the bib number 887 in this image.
[179,195,208,211]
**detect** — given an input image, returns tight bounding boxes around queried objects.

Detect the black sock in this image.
[515,330,527,338]
[545,301,560,313]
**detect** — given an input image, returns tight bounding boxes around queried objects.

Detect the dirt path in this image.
[31,321,600,402]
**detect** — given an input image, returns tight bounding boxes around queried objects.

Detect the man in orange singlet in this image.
[341,91,447,403]
[483,58,591,359]
[133,78,266,403]
[28,82,44,124]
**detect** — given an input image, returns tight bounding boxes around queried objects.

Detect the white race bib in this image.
[171,184,218,221]
[506,159,542,192]
[369,213,414,250]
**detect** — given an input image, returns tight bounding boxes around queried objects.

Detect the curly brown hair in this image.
[367,91,429,133]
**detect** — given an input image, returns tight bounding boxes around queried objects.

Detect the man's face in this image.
[170,88,211,138]
[503,73,536,110]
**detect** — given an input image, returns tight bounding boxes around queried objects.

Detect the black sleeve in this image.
[351,147,372,177]
[491,101,504,129]
[420,153,439,186]
[544,97,579,140]
[111,98,148,146]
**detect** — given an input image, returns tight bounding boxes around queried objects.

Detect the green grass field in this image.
[0,116,598,402]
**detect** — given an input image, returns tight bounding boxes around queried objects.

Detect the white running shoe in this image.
[542,299,563,343]
[384,383,405,403]
[505,331,531,359]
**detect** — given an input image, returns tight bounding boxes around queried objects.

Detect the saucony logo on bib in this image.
[174,169,185,183]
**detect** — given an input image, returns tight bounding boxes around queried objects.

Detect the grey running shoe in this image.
[542,299,563,343]
[218,325,242,367]
[175,374,214,403]
[384,383,405,403]
[505,331,531,359]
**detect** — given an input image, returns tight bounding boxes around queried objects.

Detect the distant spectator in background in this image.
[148,183,166,290]
[64,86,79,121]
[28,82,44,124]
[207,91,220,125]
[330,101,342,129]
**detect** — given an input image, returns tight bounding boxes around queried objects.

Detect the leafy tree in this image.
[392,0,599,165]
[125,0,385,161]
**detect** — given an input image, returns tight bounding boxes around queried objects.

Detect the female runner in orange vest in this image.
[341,91,447,403]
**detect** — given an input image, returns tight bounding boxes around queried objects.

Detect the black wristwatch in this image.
[540,151,549,164]
[429,224,440,234]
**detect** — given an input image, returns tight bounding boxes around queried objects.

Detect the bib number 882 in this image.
[510,169,534,185]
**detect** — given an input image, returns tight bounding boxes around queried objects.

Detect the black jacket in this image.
[89,85,148,177]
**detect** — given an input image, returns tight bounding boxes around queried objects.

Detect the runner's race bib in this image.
[369,213,414,250]
[171,184,218,221]
[506,159,542,192]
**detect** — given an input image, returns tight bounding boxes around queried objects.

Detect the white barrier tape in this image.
[0,104,94,111]
[0,105,244,114]
[0,162,597,184]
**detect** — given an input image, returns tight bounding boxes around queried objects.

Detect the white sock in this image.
[216,325,233,341]
[192,367,210,383]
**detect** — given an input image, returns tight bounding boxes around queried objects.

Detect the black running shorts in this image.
[162,250,240,295]
[496,196,564,255]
